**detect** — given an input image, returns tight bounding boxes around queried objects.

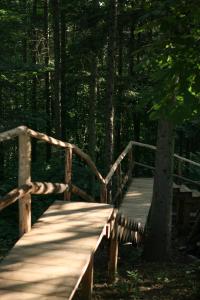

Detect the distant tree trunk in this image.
[44,0,51,161]
[115,0,124,155]
[22,0,28,108]
[61,5,67,140]
[31,0,38,162]
[51,0,61,138]
[0,85,4,182]
[88,54,98,196]
[143,119,175,261]
[104,0,117,175]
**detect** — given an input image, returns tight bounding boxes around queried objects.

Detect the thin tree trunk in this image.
[51,0,61,138]
[105,0,117,175]
[61,5,67,140]
[44,0,51,161]
[0,84,4,182]
[143,119,175,261]
[31,0,38,162]
[115,0,124,155]
[88,55,98,196]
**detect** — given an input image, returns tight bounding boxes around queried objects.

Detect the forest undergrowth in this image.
[77,240,200,300]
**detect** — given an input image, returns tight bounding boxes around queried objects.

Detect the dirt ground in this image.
[83,241,200,300]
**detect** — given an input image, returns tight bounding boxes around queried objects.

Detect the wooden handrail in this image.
[73,145,105,184]
[0,126,104,185]
[0,126,27,141]
[135,161,200,187]
[27,127,72,149]
[0,182,69,211]
[105,141,133,185]
[132,141,200,169]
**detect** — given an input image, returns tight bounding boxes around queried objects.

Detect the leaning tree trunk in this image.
[143,118,175,261]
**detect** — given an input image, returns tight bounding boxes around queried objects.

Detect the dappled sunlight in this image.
[0,201,113,299]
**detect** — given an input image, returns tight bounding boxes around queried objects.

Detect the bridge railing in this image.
[132,141,200,186]
[102,141,134,206]
[1,125,200,236]
[0,126,106,236]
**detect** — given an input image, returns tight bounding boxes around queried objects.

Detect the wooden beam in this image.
[71,184,94,202]
[0,126,27,142]
[81,255,94,300]
[64,147,73,201]
[105,141,133,185]
[18,133,31,236]
[73,145,105,184]
[108,223,118,283]
[27,127,72,149]
[0,182,69,211]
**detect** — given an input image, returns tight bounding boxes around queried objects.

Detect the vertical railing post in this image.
[100,183,107,203]
[116,164,122,206]
[81,255,94,300]
[108,217,118,283]
[18,133,31,236]
[64,147,73,201]
[128,146,133,180]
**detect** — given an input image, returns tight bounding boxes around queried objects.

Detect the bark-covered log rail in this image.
[1,126,200,235]
[0,125,105,235]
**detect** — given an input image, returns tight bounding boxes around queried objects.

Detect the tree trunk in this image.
[61,5,67,141]
[31,0,38,162]
[115,0,124,155]
[143,119,175,261]
[88,54,98,196]
[104,0,117,175]
[0,84,4,182]
[51,0,61,138]
[44,0,51,161]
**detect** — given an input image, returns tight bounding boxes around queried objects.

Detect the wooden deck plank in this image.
[119,177,153,228]
[0,201,114,300]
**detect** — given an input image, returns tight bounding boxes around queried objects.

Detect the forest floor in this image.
[78,240,200,300]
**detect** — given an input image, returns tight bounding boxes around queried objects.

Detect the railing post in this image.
[116,164,122,206]
[108,218,118,283]
[18,133,31,236]
[64,147,72,201]
[128,146,133,180]
[100,183,107,203]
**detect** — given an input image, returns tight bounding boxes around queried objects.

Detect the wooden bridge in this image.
[0,126,200,299]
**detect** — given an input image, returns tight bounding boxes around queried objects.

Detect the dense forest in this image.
[1,0,199,180]
[0,1,200,299]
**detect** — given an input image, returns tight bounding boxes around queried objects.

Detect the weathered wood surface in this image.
[18,133,32,236]
[118,178,153,242]
[0,182,69,211]
[0,201,114,300]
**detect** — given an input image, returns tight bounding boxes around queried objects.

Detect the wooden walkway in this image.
[0,201,114,300]
[117,178,153,242]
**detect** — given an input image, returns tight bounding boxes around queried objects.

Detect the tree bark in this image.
[143,119,175,261]
[44,0,51,161]
[51,0,61,138]
[104,0,117,175]
[31,0,38,162]
[61,5,67,141]
[115,0,124,155]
